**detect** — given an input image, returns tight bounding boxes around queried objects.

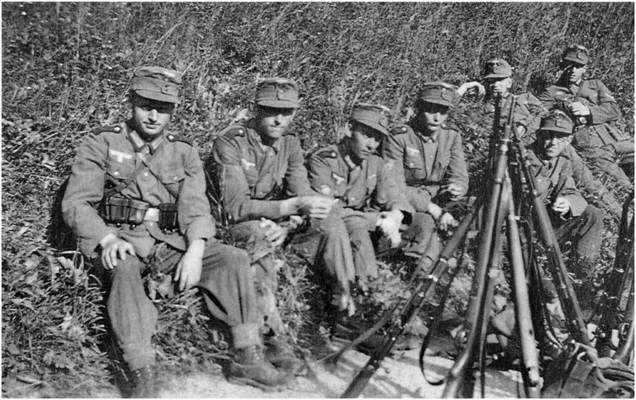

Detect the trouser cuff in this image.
[231,323,262,349]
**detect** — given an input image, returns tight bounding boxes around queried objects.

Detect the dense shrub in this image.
[2,2,632,396]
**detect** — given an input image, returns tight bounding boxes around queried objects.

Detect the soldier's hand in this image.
[259,218,288,248]
[427,202,443,220]
[174,239,204,291]
[552,196,572,215]
[100,233,135,270]
[376,209,403,247]
[568,102,590,116]
[439,212,459,231]
[296,196,336,220]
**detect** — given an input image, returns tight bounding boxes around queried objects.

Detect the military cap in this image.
[539,109,574,135]
[255,78,300,108]
[417,81,459,108]
[562,44,590,66]
[131,66,182,104]
[350,103,391,136]
[484,59,512,79]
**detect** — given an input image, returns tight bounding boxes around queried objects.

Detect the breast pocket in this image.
[404,147,424,170]
[159,165,186,198]
[106,153,136,182]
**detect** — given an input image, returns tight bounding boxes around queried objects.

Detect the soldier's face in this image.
[418,102,449,135]
[131,96,174,139]
[255,106,296,141]
[564,63,586,84]
[348,123,383,162]
[539,131,572,159]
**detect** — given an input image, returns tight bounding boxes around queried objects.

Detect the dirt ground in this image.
[148,347,522,398]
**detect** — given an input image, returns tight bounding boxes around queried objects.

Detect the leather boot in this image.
[264,334,303,375]
[229,345,290,389]
[129,365,158,398]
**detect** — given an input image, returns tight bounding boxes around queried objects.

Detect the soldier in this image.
[539,44,633,192]
[62,67,290,395]
[383,82,469,272]
[306,103,418,340]
[526,109,604,277]
[208,78,359,350]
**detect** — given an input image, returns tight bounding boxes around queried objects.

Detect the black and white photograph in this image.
[2,2,634,398]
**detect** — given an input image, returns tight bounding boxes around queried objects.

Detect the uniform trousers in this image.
[553,204,604,270]
[106,241,260,370]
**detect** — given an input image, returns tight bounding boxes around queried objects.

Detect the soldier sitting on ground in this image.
[491,109,605,342]
[383,82,470,274]
[306,103,425,346]
[208,78,364,362]
[62,66,292,394]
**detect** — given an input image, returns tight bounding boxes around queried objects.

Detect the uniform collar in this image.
[419,130,438,143]
[125,121,164,154]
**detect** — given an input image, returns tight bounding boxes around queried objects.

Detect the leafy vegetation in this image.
[2,3,632,396]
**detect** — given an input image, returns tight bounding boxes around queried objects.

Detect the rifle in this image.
[338,201,477,398]
[595,192,634,360]
[442,96,518,398]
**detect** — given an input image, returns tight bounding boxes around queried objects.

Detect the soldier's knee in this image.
[219,246,251,270]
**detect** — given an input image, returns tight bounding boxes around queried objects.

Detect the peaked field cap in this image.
[131,66,182,104]
[255,78,300,108]
[484,58,512,79]
[539,109,574,135]
[418,81,458,107]
[350,103,391,136]
[562,44,590,66]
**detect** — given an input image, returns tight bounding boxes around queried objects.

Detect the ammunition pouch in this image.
[102,196,178,231]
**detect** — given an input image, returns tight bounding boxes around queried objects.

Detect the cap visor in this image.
[484,73,510,79]
[357,120,389,136]
[134,89,179,104]
[256,100,299,109]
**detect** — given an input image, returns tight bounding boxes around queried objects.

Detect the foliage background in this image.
[2,2,633,396]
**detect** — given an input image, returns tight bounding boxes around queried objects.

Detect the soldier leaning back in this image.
[62,66,290,394]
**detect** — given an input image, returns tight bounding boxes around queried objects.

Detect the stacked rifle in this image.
[333,96,634,398]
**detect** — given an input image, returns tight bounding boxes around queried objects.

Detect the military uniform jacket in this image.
[525,143,588,217]
[210,121,313,223]
[306,143,413,216]
[538,79,627,147]
[382,124,469,211]
[62,122,214,259]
